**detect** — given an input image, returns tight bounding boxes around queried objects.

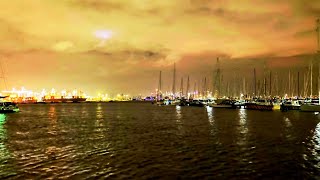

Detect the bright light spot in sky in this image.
[94,30,113,40]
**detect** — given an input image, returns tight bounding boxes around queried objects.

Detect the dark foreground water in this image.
[0,102,320,179]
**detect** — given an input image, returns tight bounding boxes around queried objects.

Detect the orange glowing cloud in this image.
[0,0,319,94]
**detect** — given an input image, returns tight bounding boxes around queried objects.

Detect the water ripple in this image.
[0,102,319,179]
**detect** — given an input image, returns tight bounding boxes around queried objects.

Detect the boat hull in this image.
[42,98,87,103]
[245,103,273,111]
[280,105,301,111]
[211,104,236,109]
[0,108,19,113]
[300,104,320,112]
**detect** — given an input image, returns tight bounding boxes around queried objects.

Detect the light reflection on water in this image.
[312,122,320,168]
[175,105,182,121]
[0,114,16,178]
[0,114,8,156]
[1,103,320,179]
[48,106,57,136]
[205,106,213,125]
[237,108,248,146]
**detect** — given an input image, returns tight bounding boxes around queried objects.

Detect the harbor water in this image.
[0,102,320,179]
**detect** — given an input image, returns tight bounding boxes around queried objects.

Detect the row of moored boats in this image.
[154,98,320,112]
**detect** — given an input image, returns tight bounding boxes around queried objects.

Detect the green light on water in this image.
[0,113,8,154]
[0,113,7,138]
[0,113,16,177]
[0,113,9,161]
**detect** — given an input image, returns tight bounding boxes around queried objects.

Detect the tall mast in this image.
[194,81,197,98]
[233,72,236,97]
[289,70,291,97]
[257,80,260,96]
[180,77,183,98]
[303,71,307,97]
[212,63,215,97]
[254,68,256,96]
[157,70,162,101]
[242,77,246,95]
[186,75,190,99]
[317,18,320,103]
[317,18,320,53]
[263,61,267,97]
[198,79,201,97]
[264,77,267,97]
[159,71,162,92]
[172,62,176,97]
[275,72,279,96]
[204,77,207,98]
[297,71,300,97]
[214,57,221,97]
[311,61,313,96]
[227,82,230,97]
[269,71,272,96]
[318,62,320,104]
[0,59,8,90]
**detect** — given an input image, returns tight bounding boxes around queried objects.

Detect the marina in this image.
[1,1,320,179]
[1,102,320,179]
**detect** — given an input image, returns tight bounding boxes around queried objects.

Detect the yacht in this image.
[280,100,301,111]
[210,99,236,109]
[0,96,19,113]
[245,99,273,111]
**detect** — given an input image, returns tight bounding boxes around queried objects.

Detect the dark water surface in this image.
[0,102,320,179]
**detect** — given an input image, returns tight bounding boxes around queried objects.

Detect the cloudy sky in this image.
[0,0,319,96]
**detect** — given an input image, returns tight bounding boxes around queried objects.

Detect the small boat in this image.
[178,99,189,106]
[210,99,236,109]
[0,96,19,113]
[188,100,205,107]
[272,99,281,110]
[153,99,172,106]
[280,100,301,111]
[245,99,273,111]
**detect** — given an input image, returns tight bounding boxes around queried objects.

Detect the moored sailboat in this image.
[301,19,320,112]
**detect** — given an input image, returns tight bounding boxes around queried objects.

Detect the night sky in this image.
[0,0,319,96]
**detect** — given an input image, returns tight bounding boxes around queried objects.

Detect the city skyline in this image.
[0,0,319,95]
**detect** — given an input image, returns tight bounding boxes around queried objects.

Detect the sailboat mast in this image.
[194,81,197,98]
[186,75,190,99]
[0,59,8,90]
[157,70,162,101]
[180,77,183,98]
[159,71,162,92]
[214,57,221,97]
[315,18,320,103]
[204,77,207,98]
[311,61,313,96]
[172,63,176,97]
[264,77,267,97]
[243,77,246,95]
[318,62,320,104]
[289,70,291,97]
[298,71,300,97]
[269,71,272,96]
[254,68,256,96]
[317,18,320,53]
